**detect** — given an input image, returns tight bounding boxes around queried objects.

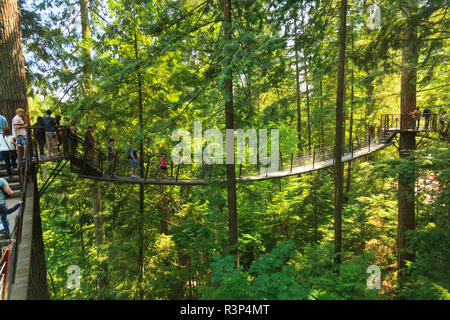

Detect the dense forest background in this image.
[13,0,449,299]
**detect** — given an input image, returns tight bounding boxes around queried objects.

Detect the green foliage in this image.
[18,0,449,300]
[200,241,316,300]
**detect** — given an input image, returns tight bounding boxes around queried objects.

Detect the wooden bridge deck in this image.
[76,140,394,185]
[383,128,436,133]
[78,174,210,185]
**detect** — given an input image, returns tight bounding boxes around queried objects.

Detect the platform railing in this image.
[380,113,438,131]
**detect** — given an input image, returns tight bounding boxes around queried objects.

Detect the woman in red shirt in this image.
[158,154,168,179]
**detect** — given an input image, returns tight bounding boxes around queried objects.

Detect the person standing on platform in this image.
[33,116,46,157]
[55,115,62,153]
[12,108,28,160]
[107,138,118,178]
[157,154,168,179]
[422,107,432,130]
[412,107,421,130]
[68,122,78,156]
[84,126,97,169]
[0,126,17,178]
[128,141,139,179]
[43,110,58,156]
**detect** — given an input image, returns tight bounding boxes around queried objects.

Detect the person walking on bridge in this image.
[12,108,28,160]
[0,177,22,239]
[33,116,46,157]
[422,107,432,130]
[128,141,139,179]
[157,154,168,179]
[68,122,78,156]
[0,126,18,179]
[107,138,118,179]
[84,126,97,169]
[43,110,58,156]
[412,107,421,130]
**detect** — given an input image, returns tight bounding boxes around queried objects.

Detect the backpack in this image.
[128,147,137,160]
[43,115,56,128]
[1,187,10,199]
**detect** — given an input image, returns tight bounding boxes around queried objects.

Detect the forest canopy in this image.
[1,0,448,300]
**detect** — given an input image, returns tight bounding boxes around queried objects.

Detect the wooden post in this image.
[368,133,371,152]
[202,162,205,179]
[113,151,118,176]
[175,164,180,181]
[62,128,69,157]
[144,158,151,181]
[1,247,11,300]
[170,160,173,178]
[239,163,242,179]
[279,151,283,171]
[333,146,336,163]
[351,139,354,158]
[209,164,213,180]
[313,149,315,169]
[290,153,293,173]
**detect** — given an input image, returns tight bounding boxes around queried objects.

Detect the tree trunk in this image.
[345,69,354,203]
[92,181,108,293]
[304,50,311,153]
[133,17,146,299]
[79,0,108,296]
[294,15,302,153]
[345,30,355,203]
[80,0,91,94]
[224,0,238,264]
[0,0,28,122]
[319,77,325,147]
[398,1,418,281]
[334,0,347,266]
[160,187,169,234]
[366,81,375,117]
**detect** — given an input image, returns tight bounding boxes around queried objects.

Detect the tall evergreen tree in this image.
[0,0,28,121]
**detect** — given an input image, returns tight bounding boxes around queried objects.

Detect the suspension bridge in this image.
[0,113,445,299]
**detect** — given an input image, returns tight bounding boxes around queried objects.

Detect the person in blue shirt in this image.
[128,141,139,178]
[0,114,7,134]
[0,177,22,239]
[422,107,432,130]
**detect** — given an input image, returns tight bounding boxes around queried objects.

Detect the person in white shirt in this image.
[0,126,17,178]
[439,111,447,131]
[11,108,28,160]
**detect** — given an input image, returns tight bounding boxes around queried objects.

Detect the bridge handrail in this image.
[380,113,439,131]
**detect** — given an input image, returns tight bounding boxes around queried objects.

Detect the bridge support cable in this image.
[38,160,69,197]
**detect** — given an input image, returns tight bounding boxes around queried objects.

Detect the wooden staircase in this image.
[69,155,103,177]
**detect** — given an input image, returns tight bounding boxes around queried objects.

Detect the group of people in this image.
[33,110,65,157]
[83,126,168,180]
[0,108,29,240]
[410,107,447,131]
